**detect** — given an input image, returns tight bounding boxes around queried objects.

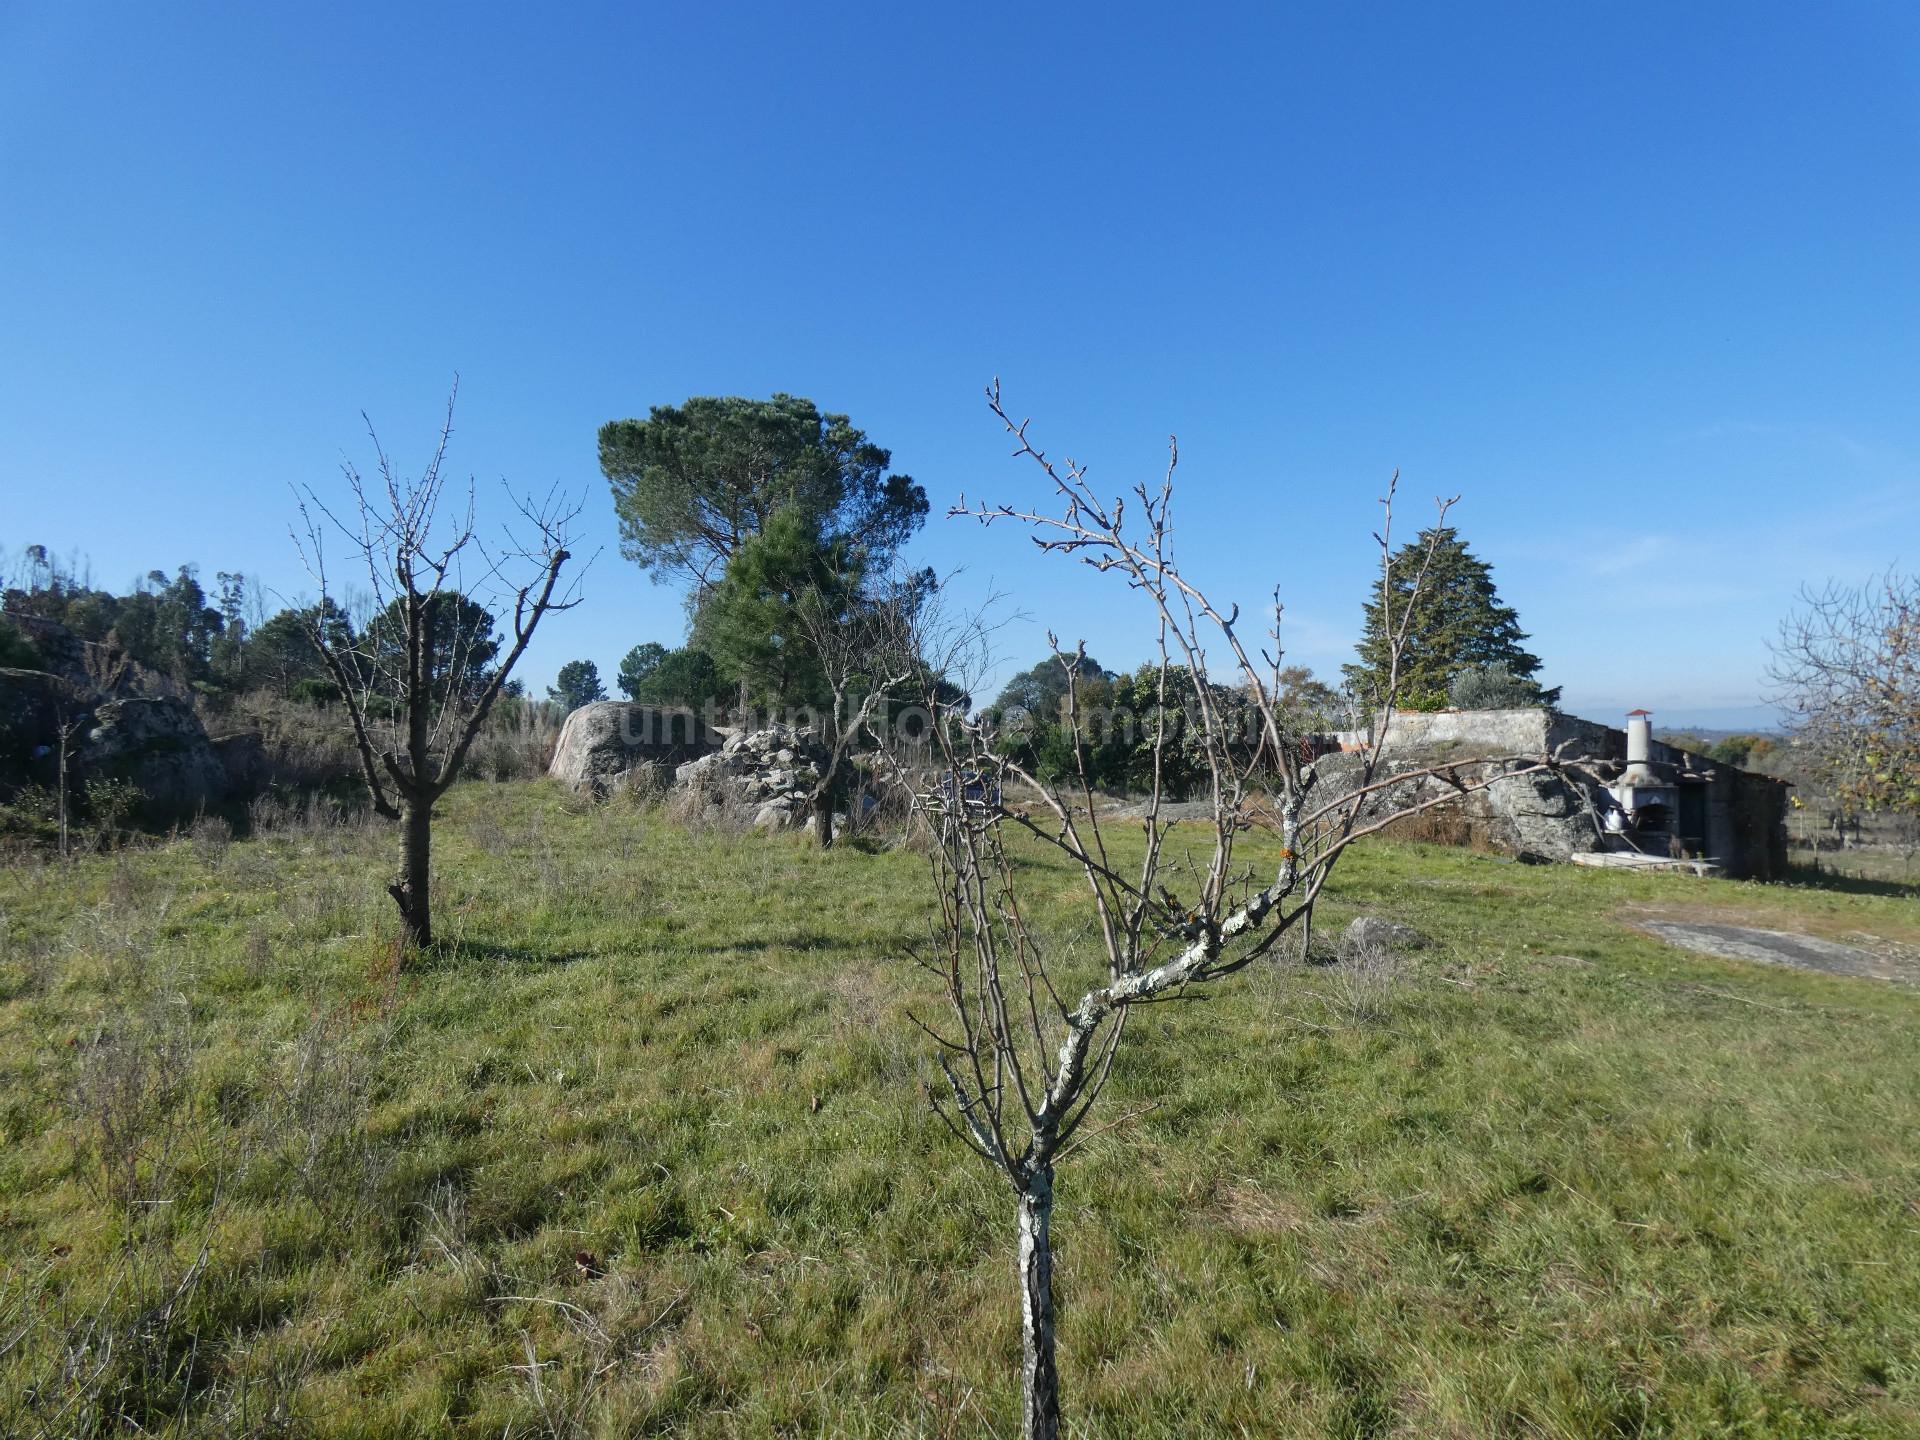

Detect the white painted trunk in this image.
[1018,1167,1060,1440]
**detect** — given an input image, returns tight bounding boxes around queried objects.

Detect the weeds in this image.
[71,985,196,1226]
[264,1006,393,1228]
[1321,939,1403,1026]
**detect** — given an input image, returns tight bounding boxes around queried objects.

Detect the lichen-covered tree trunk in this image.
[392,793,433,949]
[1018,1166,1060,1440]
[812,760,841,850]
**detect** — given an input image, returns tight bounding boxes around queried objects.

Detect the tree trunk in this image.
[392,792,433,950]
[812,765,838,850]
[56,723,71,861]
[1018,1166,1060,1440]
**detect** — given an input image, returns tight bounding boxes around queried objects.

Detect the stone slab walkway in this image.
[1638,921,1919,985]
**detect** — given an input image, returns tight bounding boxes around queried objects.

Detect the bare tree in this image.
[904,385,1577,1440]
[293,383,585,953]
[1770,571,1920,839]
[54,706,85,861]
[790,570,939,848]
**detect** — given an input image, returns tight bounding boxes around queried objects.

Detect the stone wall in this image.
[674,725,832,832]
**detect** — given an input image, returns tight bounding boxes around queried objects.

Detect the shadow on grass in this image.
[680,930,867,958]
[1781,862,1920,901]
[424,937,596,968]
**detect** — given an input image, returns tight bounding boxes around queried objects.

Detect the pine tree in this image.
[548,659,606,712]
[1342,527,1555,710]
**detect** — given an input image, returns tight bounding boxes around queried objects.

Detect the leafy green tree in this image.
[600,394,927,590]
[209,571,249,683]
[249,601,354,694]
[1448,663,1543,711]
[1713,734,1773,768]
[1275,665,1342,727]
[616,642,669,698]
[618,643,728,707]
[1343,527,1555,710]
[548,659,606,712]
[992,653,1114,725]
[151,565,224,681]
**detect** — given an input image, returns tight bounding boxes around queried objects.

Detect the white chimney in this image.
[1604,707,1680,839]
[1623,709,1657,785]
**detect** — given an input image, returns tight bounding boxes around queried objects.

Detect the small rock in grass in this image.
[1340,916,1428,957]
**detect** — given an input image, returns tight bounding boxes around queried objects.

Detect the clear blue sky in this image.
[4,2,1916,728]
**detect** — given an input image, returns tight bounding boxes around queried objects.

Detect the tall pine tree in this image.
[1342,527,1555,710]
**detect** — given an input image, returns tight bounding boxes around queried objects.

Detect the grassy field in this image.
[1,781,1917,1438]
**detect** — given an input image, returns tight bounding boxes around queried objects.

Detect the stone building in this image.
[1319,707,1789,879]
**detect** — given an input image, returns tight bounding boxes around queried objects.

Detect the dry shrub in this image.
[187,814,233,862]
[665,779,756,835]
[465,703,563,782]
[233,692,361,794]
[470,802,511,857]
[246,789,363,837]
[262,1007,392,1228]
[70,985,196,1224]
[7,1238,220,1437]
[1324,938,1402,1026]
[1378,806,1479,849]
[614,764,672,809]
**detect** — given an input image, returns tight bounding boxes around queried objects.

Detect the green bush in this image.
[290,677,343,707]
[0,619,41,670]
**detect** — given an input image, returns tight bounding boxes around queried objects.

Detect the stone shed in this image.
[1318,708,1789,879]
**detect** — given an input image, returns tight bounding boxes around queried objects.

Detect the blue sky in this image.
[4,2,1916,728]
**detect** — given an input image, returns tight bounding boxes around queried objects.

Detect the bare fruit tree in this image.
[294,383,585,953]
[790,569,938,848]
[1770,570,1920,838]
[906,385,1574,1440]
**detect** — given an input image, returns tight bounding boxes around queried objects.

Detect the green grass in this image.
[2,782,1918,1437]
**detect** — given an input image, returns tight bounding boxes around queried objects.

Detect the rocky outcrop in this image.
[0,668,239,819]
[1308,749,1603,863]
[674,724,831,832]
[83,697,233,814]
[548,702,719,796]
[0,668,91,790]
[0,610,182,699]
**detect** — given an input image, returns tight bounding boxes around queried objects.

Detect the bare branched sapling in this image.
[293,382,587,952]
[791,568,938,847]
[908,385,1575,1440]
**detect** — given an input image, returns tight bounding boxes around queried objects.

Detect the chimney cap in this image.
[1626,708,1653,716]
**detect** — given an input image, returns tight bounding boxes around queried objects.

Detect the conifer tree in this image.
[1342,526,1554,709]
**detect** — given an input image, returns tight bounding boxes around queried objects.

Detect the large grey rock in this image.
[1308,750,1603,864]
[675,752,722,787]
[548,702,718,795]
[0,666,240,819]
[82,696,231,815]
[752,798,804,831]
